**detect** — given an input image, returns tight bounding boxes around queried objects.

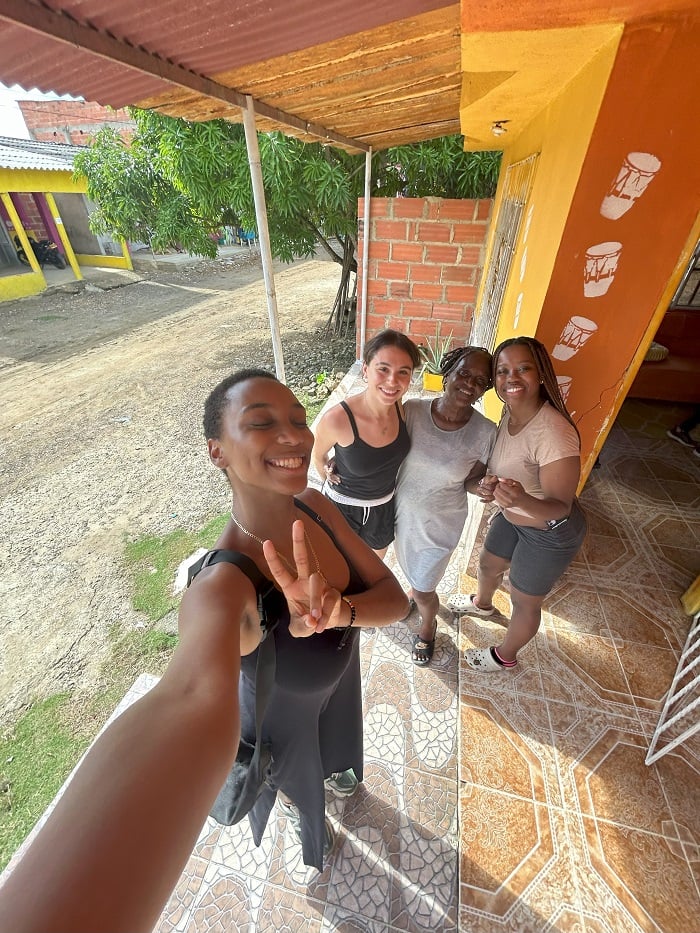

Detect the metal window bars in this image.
[645,611,700,765]
[472,153,539,351]
[670,238,700,309]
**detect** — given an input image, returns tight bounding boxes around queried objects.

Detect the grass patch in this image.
[298,391,325,424]
[0,628,180,871]
[0,517,193,871]
[0,694,92,868]
[34,314,62,322]
[124,512,229,621]
[1,509,237,869]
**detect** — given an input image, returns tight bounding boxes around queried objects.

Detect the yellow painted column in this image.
[119,238,133,271]
[2,193,42,275]
[0,192,47,301]
[44,192,82,280]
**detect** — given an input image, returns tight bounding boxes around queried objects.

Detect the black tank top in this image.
[333,400,410,500]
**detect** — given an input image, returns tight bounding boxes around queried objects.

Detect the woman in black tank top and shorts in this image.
[312,330,421,557]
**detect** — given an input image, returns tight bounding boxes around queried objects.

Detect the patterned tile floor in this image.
[2,397,698,932]
[456,399,700,933]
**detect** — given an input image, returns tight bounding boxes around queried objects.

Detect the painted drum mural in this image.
[553,315,598,361]
[583,241,623,298]
[600,152,662,221]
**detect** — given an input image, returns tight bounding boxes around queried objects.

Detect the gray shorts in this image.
[483,501,587,597]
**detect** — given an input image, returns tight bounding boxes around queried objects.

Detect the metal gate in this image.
[472,153,539,350]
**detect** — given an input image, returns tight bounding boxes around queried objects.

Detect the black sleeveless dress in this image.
[237,498,366,871]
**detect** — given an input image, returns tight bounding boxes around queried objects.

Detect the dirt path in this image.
[0,253,350,723]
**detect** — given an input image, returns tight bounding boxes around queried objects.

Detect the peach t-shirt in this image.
[488,401,580,520]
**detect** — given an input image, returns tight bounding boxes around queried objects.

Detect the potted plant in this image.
[419,326,453,392]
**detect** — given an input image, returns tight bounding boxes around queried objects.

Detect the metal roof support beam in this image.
[358,147,372,359]
[242,96,285,383]
[0,0,369,153]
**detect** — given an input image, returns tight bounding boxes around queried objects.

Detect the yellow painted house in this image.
[0,136,131,301]
[459,2,700,478]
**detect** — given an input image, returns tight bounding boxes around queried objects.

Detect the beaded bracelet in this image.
[337,596,356,650]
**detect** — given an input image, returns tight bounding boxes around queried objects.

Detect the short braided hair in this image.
[440,345,493,388]
[492,337,580,442]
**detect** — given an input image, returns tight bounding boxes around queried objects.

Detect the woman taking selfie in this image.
[0,369,408,931]
[197,369,407,869]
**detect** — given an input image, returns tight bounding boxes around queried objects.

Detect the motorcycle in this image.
[14,234,67,270]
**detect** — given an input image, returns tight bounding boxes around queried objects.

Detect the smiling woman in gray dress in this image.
[394,346,495,665]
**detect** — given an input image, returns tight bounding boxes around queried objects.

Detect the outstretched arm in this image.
[0,581,246,933]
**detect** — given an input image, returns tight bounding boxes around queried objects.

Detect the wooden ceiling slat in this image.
[134,5,461,150]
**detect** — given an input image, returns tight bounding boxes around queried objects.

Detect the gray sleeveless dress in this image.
[394,399,496,592]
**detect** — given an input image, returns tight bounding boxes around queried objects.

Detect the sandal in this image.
[412,620,437,666]
[448,593,496,617]
[464,647,516,672]
[400,597,417,622]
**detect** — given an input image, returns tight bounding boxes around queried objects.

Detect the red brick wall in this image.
[12,194,46,237]
[357,197,492,355]
[18,100,135,146]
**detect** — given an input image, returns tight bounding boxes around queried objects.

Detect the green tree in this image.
[74,112,501,326]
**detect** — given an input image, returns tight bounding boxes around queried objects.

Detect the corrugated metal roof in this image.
[0,136,83,171]
[0,0,458,151]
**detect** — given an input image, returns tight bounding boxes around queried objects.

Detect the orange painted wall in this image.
[462,0,699,31]
[535,14,700,469]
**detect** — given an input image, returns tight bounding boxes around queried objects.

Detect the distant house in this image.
[18,99,135,147]
[0,135,131,302]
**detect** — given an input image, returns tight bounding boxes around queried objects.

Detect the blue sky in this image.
[0,83,81,139]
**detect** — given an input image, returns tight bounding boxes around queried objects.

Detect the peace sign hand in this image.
[262,520,341,638]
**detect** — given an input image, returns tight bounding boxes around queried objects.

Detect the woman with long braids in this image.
[453,336,587,672]
[393,345,496,666]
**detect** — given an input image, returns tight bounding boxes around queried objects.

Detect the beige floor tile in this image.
[546,701,649,814]
[580,501,626,537]
[543,581,609,638]
[459,692,559,806]
[651,746,700,859]
[661,480,700,510]
[596,588,680,650]
[459,792,584,930]
[611,640,679,712]
[537,627,636,710]
[574,814,700,933]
